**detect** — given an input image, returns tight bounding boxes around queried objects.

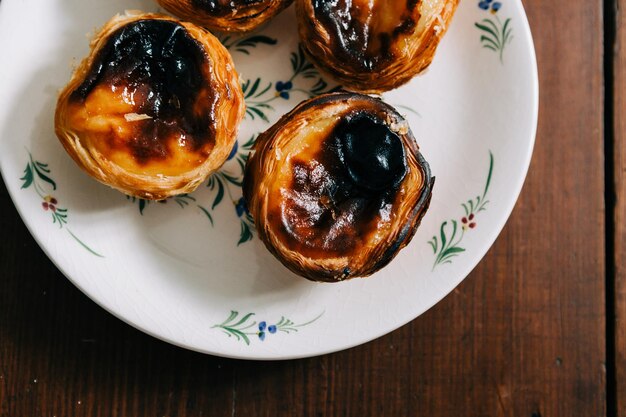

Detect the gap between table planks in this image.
[611,0,626,414]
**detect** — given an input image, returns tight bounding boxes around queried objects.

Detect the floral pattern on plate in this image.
[429,152,494,269]
[20,150,104,258]
[212,310,324,345]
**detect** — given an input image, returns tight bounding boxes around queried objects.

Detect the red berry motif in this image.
[42,195,58,212]
[462,214,477,231]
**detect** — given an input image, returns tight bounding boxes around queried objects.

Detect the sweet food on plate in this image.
[243,92,434,282]
[296,0,459,93]
[55,12,245,200]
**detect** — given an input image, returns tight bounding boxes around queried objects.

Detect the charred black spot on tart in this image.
[70,19,217,164]
[334,112,407,192]
[311,0,421,71]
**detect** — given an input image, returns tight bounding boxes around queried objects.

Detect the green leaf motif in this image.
[440,246,466,261]
[139,199,147,215]
[32,161,56,190]
[238,219,254,246]
[242,78,272,100]
[52,207,68,228]
[212,311,257,345]
[246,105,271,123]
[197,206,214,227]
[242,136,256,150]
[475,16,513,63]
[220,34,277,55]
[310,78,328,95]
[428,237,438,253]
[174,194,195,208]
[211,178,225,210]
[290,44,317,78]
[21,163,33,189]
[67,229,105,258]
[439,221,449,252]
[475,22,499,42]
[221,171,243,187]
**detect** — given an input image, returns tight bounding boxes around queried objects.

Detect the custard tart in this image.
[243,92,434,282]
[156,0,293,32]
[296,0,459,93]
[55,12,245,200]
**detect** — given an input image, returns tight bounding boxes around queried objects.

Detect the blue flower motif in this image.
[256,321,277,340]
[257,321,267,340]
[275,81,293,100]
[235,197,249,218]
[227,141,238,161]
[479,0,501,13]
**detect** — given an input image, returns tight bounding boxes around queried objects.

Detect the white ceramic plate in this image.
[0,0,537,359]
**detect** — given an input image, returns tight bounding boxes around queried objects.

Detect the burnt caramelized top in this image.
[274,112,408,258]
[70,19,217,164]
[335,113,407,192]
[191,0,267,16]
[311,0,420,71]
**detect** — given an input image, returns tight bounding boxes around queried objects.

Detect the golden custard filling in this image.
[65,19,218,177]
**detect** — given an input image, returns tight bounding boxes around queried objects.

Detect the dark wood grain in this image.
[0,0,608,416]
[613,0,625,413]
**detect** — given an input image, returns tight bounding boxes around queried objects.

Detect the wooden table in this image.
[0,0,621,415]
